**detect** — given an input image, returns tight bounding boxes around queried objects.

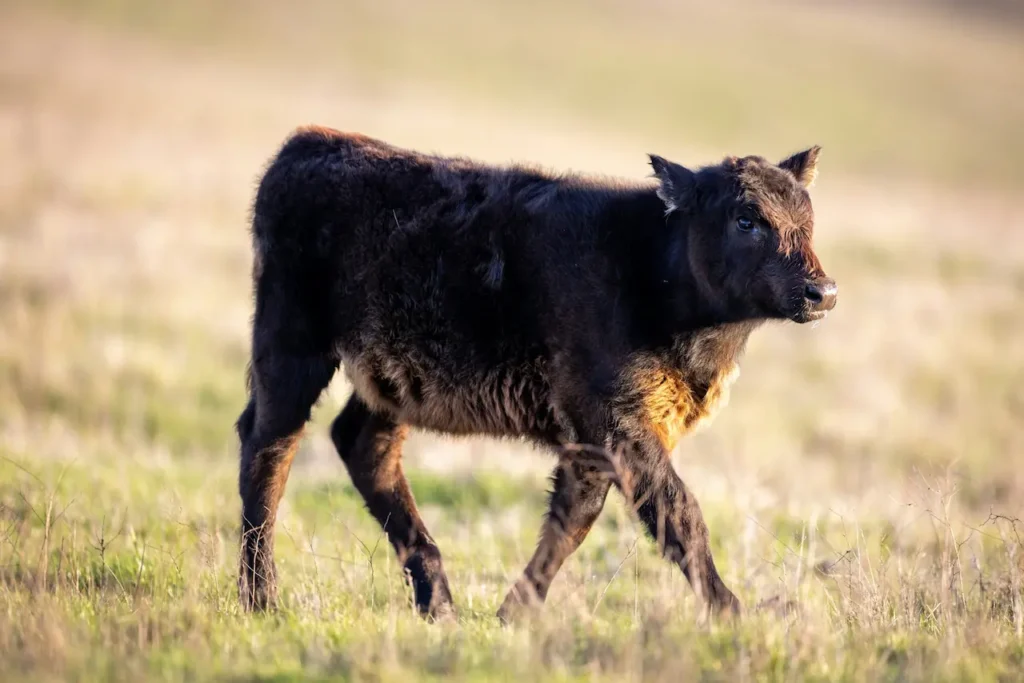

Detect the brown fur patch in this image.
[291,124,345,139]
[616,358,740,451]
[248,429,304,519]
[737,158,815,257]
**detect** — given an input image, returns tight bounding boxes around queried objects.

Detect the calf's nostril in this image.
[804,283,823,305]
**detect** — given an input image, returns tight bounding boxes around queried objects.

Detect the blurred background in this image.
[2,0,1023,614]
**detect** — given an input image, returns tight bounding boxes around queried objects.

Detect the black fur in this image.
[236,126,837,621]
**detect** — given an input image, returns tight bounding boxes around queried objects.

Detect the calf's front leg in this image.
[561,376,741,619]
[615,432,741,617]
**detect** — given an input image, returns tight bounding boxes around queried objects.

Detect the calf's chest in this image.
[616,356,741,452]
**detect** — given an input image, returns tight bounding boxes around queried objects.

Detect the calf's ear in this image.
[779,146,821,187]
[649,154,695,214]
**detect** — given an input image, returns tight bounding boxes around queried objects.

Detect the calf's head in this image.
[650,147,836,323]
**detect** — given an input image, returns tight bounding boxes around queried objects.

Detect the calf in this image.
[235,126,837,622]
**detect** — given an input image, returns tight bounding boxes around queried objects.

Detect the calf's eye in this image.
[736,217,758,233]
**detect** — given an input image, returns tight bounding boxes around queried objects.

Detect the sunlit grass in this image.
[1,454,1022,681]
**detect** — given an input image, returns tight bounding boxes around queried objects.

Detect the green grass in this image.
[1,455,1023,682]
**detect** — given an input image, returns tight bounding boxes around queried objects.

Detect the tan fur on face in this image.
[735,157,816,258]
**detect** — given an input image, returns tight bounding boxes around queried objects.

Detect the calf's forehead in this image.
[737,162,815,251]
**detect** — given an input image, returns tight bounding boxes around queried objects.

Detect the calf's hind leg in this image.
[238,353,336,611]
[331,395,456,620]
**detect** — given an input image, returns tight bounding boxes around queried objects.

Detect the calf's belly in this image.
[342,357,558,440]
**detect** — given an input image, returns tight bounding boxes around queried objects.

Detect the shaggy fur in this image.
[235,126,837,621]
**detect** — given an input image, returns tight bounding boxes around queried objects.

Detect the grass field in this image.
[1,1,1023,680]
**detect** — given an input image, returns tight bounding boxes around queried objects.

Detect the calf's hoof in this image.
[711,590,743,622]
[238,559,278,613]
[404,552,456,622]
[239,578,278,613]
[496,581,543,626]
[426,599,458,623]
